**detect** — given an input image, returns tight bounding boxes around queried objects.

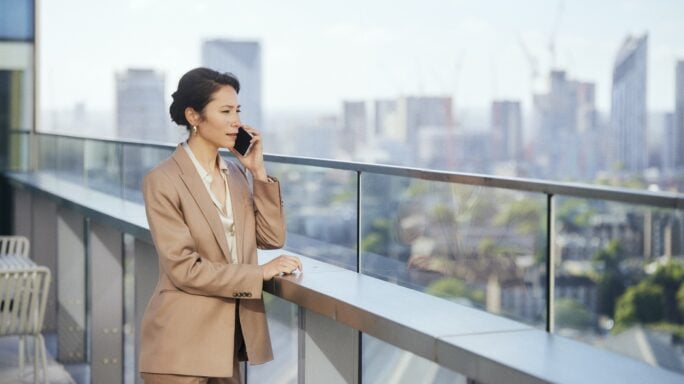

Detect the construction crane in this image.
[548,0,564,69]
[518,35,540,95]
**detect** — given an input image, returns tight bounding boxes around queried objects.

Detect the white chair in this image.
[0,266,51,384]
[0,236,31,259]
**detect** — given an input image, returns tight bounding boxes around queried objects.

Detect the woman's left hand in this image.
[231,125,268,181]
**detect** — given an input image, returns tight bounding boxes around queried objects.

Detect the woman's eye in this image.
[236,109,242,114]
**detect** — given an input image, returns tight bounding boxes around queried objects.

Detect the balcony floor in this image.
[0,334,78,384]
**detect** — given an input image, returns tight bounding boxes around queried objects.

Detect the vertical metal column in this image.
[12,185,32,238]
[356,171,362,273]
[89,220,124,383]
[301,309,359,384]
[56,207,87,363]
[133,238,158,384]
[356,171,364,383]
[545,193,556,333]
[31,194,58,330]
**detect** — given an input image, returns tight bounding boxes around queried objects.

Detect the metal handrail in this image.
[11,129,684,209]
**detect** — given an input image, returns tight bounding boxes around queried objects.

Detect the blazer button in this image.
[232,293,239,298]
[246,292,252,297]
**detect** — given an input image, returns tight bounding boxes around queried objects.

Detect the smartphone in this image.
[233,127,254,156]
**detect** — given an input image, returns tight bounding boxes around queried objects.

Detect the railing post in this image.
[119,142,125,199]
[356,170,362,273]
[355,170,364,382]
[546,193,555,333]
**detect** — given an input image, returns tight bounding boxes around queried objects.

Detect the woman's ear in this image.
[185,107,199,126]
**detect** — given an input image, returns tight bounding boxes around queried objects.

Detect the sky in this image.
[39,0,684,116]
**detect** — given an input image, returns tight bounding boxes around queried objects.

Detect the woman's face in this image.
[196,85,241,149]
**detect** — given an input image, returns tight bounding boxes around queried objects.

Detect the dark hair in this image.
[169,67,240,129]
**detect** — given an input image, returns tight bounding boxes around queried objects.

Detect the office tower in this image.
[341,101,367,157]
[202,39,262,131]
[576,82,597,134]
[374,99,398,138]
[491,100,522,162]
[115,69,167,142]
[396,96,453,144]
[676,61,684,169]
[611,34,648,174]
[661,113,676,171]
[534,70,596,179]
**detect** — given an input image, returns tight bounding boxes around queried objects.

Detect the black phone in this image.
[234,127,254,156]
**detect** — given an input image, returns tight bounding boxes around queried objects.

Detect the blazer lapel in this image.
[226,164,246,263]
[172,146,231,262]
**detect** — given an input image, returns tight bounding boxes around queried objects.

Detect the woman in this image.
[139,67,302,383]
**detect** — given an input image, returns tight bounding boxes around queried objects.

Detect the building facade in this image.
[202,39,263,132]
[676,61,684,169]
[611,34,648,174]
[115,69,167,142]
[491,100,523,162]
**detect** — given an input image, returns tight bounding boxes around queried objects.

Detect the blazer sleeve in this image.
[143,169,264,299]
[252,176,286,249]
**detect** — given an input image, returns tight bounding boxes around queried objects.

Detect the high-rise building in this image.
[115,69,167,142]
[341,101,367,157]
[533,70,597,179]
[374,99,398,138]
[396,96,452,142]
[202,39,262,131]
[661,113,676,172]
[676,60,684,169]
[491,100,522,162]
[611,34,648,173]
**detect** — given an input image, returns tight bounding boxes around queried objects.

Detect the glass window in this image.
[361,173,548,328]
[0,0,34,40]
[554,197,684,374]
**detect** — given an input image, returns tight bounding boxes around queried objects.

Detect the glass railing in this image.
[7,129,684,375]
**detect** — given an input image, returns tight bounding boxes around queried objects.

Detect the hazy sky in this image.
[40,0,684,115]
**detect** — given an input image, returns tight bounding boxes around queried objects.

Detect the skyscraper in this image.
[202,39,262,131]
[533,70,596,179]
[341,101,367,157]
[115,69,167,142]
[396,96,453,143]
[611,34,648,173]
[491,100,522,162]
[661,113,676,172]
[676,60,684,169]
[374,99,398,138]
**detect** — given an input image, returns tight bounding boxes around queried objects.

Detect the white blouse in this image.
[182,142,239,264]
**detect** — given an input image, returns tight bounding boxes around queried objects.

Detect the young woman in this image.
[139,67,302,384]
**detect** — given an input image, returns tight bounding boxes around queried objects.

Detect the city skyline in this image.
[39,0,684,114]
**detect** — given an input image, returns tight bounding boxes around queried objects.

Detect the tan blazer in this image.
[139,145,285,377]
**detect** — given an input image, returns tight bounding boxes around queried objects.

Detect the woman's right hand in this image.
[262,255,303,281]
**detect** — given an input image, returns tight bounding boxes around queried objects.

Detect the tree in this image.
[592,240,626,317]
[613,259,684,332]
[652,260,684,323]
[678,284,684,319]
[361,218,392,256]
[614,281,664,329]
[555,298,593,330]
[425,277,485,305]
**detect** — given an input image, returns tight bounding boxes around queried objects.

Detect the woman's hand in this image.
[230,124,268,182]
[262,255,303,281]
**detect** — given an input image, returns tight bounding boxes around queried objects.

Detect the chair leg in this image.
[33,335,39,384]
[19,335,25,379]
[37,333,48,384]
